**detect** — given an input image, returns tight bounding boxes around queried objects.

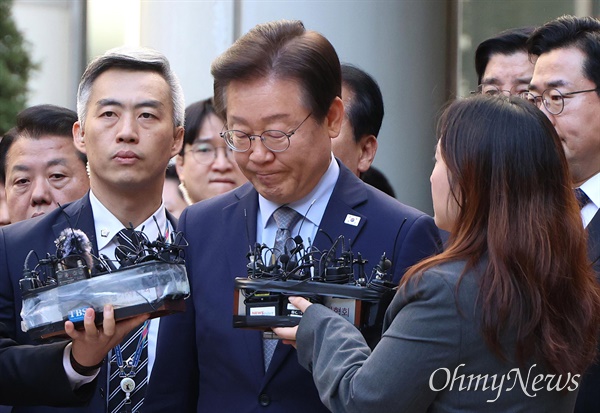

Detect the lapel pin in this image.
[100,229,110,238]
[344,214,361,226]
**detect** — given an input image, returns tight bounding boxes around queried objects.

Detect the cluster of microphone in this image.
[245,233,394,290]
[19,225,187,296]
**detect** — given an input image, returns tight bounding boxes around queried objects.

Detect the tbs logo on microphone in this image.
[68,307,89,323]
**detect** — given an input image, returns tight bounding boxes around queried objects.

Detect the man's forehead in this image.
[530,47,587,89]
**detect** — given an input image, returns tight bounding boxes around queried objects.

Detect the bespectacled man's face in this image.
[225,76,343,205]
[529,46,600,186]
[481,51,534,96]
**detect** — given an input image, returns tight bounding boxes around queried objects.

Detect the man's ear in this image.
[357,135,378,174]
[175,154,185,182]
[326,97,344,139]
[73,122,87,153]
[171,126,184,157]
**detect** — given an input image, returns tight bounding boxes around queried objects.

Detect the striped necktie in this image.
[574,188,590,210]
[263,207,302,371]
[107,229,149,413]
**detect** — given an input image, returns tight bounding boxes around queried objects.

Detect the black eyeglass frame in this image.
[220,112,312,153]
[519,87,600,115]
[472,84,528,97]
[185,142,235,165]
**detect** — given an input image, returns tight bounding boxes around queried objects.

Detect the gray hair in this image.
[76,46,185,128]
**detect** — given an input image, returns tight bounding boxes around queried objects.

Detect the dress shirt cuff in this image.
[62,343,100,390]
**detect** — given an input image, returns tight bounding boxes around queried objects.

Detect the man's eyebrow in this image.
[529,79,568,92]
[481,77,500,85]
[95,99,164,110]
[46,158,69,167]
[10,164,31,173]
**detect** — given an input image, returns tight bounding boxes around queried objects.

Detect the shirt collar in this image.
[89,190,169,252]
[579,172,600,210]
[258,152,339,230]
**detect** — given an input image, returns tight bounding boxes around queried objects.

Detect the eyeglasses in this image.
[472,84,528,97]
[186,141,235,165]
[220,112,312,153]
[519,87,600,115]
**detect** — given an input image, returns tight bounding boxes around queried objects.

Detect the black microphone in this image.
[370,252,392,283]
[288,235,305,256]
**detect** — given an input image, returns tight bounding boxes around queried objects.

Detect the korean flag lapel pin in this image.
[344,214,361,226]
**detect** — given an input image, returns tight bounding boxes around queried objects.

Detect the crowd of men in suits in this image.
[0,12,598,413]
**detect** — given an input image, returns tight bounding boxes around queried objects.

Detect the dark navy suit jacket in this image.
[0,323,95,408]
[144,163,442,412]
[575,210,600,413]
[0,194,175,413]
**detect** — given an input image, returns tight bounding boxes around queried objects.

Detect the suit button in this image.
[258,393,271,406]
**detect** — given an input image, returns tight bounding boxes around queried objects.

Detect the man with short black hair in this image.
[145,19,441,413]
[527,15,600,413]
[475,26,535,96]
[0,105,89,223]
[0,46,184,413]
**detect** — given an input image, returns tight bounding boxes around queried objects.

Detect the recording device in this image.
[233,234,397,348]
[19,225,190,340]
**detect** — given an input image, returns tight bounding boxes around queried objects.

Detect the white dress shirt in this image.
[257,153,339,250]
[62,192,172,389]
[578,172,600,228]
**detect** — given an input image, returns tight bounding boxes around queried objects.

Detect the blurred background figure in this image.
[175,98,247,204]
[332,64,381,177]
[360,166,396,198]
[474,26,536,96]
[0,105,89,223]
[332,64,396,198]
[163,162,188,219]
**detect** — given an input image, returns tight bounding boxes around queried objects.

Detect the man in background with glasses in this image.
[145,19,442,413]
[474,26,536,97]
[465,26,536,252]
[527,15,600,413]
[174,98,247,206]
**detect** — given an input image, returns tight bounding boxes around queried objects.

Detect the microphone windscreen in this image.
[279,253,290,265]
[55,228,93,268]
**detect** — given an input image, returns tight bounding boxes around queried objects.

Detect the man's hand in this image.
[272,296,312,347]
[65,305,149,369]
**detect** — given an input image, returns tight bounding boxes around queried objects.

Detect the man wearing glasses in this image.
[145,19,442,413]
[174,98,247,205]
[526,15,600,413]
[474,26,536,97]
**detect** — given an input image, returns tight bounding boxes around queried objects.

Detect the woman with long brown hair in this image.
[274,95,600,412]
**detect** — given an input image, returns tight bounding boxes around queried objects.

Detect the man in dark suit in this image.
[0,308,146,407]
[0,46,184,412]
[0,104,89,224]
[144,20,441,412]
[526,15,600,413]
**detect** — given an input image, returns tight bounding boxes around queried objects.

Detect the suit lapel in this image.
[221,184,266,379]
[51,195,98,254]
[313,166,368,253]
